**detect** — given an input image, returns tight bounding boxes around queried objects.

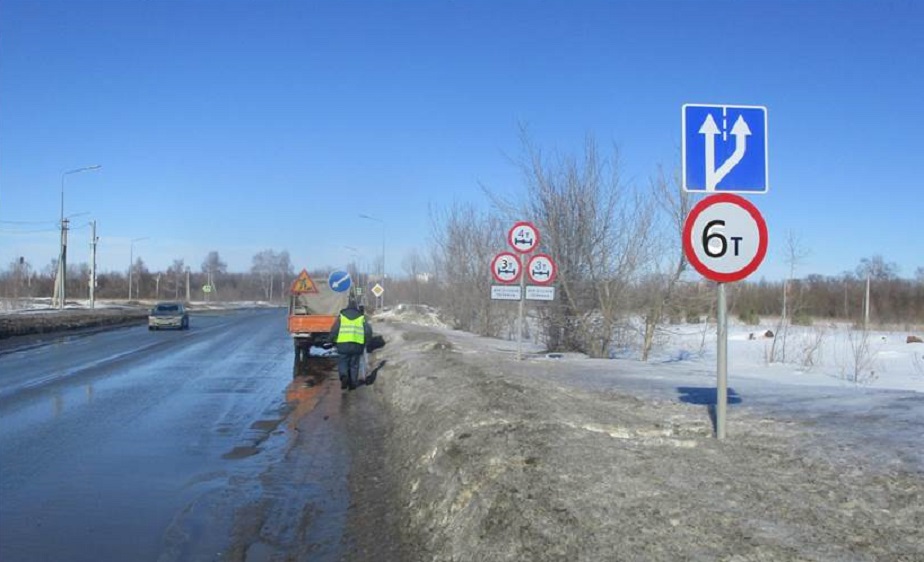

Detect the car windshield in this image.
[154,304,180,314]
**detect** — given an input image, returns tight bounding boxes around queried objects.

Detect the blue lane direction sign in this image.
[328,270,352,293]
[682,104,768,194]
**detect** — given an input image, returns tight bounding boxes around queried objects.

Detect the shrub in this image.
[792,312,813,326]
[685,311,702,324]
[739,310,760,325]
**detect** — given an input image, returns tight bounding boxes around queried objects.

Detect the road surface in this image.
[0,308,390,562]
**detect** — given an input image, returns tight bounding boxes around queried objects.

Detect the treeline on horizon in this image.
[2,250,921,322]
[3,136,922,357]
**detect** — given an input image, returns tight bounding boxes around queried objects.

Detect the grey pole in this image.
[517,253,526,361]
[381,222,386,307]
[89,221,98,309]
[128,236,148,301]
[716,282,728,439]
[57,165,101,309]
[359,214,385,308]
[128,244,133,301]
[60,219,69,308]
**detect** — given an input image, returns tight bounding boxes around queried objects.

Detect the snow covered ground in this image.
[379,305,924,394]
[368,311,924,561]
[378,307,924,471]
[647,320,924,393]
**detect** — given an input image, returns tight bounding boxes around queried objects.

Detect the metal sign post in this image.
[716,282,728,440]
[682,194,768,439]
[508,222,538,362]
[681,102,769,439]
[517,252,526,361]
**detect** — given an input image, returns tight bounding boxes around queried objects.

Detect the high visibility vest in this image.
[336,314,366,345]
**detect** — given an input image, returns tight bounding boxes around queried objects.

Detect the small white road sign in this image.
[371,283,384,298]
[682,193,768,283]
[525,286,555,301]
[491,285,522,300]
[507,221,539,253]
[491,251,522,284]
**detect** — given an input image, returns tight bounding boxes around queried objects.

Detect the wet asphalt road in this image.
[0,308,356,562]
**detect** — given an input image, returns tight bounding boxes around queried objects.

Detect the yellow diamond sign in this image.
[371,283,384,298]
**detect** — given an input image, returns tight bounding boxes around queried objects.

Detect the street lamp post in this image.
[359,214,385,307]
[56,165,101,309]
[128,237,149,301]
[343,245,361,297]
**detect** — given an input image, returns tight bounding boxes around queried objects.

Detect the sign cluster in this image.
[681,103,769,283]
[490,221,557,301]
[680,102,770,441]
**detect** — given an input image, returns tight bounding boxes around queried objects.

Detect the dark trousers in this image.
[338,352,362,382]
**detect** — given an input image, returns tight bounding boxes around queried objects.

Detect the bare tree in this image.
[251,250,278,301]
[769,231,810,363]
[429,202,505,336]
[201,251,226,299]
[167,259,186,300]
[201,251,227,275]
[513,133,656,357]
[276,250,293,301]
[639,165,692,361]
[843,327,878,385]
[250,250,293,302]
[130,257,150,300]
[402,249,426,305]
[857,255,899,281]
[1,256,33,301]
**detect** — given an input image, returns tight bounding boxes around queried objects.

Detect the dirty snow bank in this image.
[371,321,924,561]
[374,304,449,329]
[0,300,279,338]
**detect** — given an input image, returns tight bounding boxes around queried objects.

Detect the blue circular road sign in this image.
[328,270,352,293]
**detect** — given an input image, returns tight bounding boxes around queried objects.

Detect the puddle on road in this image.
[211,361,353,560]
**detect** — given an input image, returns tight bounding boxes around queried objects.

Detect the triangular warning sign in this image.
[290,269,319,294]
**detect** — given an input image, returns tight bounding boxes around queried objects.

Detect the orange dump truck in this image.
[287,269,346,362]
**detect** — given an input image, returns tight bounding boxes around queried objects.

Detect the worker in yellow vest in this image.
[330,297,373,390]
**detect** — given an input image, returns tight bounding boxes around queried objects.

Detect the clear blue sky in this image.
[2,0,922,281]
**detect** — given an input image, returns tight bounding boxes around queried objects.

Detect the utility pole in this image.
[185,268,191,302]
[56,164,101,309]
[60,218,69,308]
[89,221,98,309]
[58,219,71,310]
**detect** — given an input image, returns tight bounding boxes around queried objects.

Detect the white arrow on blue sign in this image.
[682,104,768,194]
[328,270,352,293]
